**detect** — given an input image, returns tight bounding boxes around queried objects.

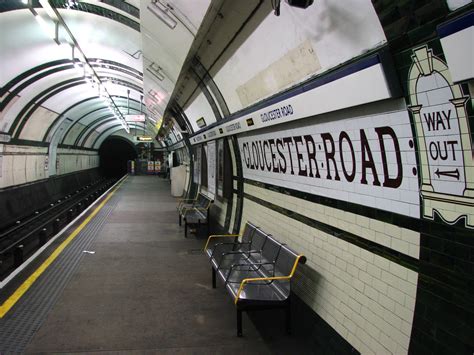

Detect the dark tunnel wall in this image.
[99,137,137,178]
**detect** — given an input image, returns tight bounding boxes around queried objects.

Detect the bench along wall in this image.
[190,142,233,233]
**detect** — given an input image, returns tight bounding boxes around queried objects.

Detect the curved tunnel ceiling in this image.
[0,0,212,149]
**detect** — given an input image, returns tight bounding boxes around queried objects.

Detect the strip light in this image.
[34,14,60,45]
[39,0,59,21]
[147,1,177,29]
[146,65,165,81]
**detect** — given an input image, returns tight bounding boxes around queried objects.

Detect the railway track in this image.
[0,177,118,281]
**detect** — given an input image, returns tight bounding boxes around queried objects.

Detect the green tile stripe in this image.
[244,192,419,272]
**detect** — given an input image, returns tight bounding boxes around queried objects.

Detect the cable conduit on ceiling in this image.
[80,112,150,147]
[0,64,75,111]
[91,122,143,149]
[1,59,142,107]
[0,1,140,31]
[43,96,102,142]
[60,101,145,145]
[9,75,144,142]
[2,64,144,142]
[10,78,85,138]
[1,60,71,97]
[181,0,265,110]
[73,115,115,146]
[77,117,117,147]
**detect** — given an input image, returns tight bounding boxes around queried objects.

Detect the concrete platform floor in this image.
[24,176,315,354]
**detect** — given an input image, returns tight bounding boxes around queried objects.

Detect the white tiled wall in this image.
[239,100,420,219]
[241,186,418,355]
[214,0,386,114]
[56,148,99,175]
[0,145,99,189]
[19,106,57,141]
[0,145,47,188]
[245,184,420,259]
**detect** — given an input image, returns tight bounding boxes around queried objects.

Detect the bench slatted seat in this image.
[204,222,306,336]
[177,193,210,225]
[205,222,263,286]
[220,230,274,281]
[204,221,258,260]
[177,193,212,238]
[183,209,208,238]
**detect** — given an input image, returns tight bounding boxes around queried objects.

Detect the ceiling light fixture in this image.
[146,67,165,82]
[32,0,130,134]
[147,1,177,29]
[146,62,165,81]
[34,14,60,45]
[39,0,59,21]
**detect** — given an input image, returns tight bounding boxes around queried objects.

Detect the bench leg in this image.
[286,300,292,335]
[179,213,182,226]
[237,309,243,337]
[212,267,216,289]
[184,221,188,238]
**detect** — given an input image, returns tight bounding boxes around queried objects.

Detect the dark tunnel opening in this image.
[99,137,137,178]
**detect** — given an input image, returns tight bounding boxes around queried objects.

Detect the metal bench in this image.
[178,193,212,238]
[176,191,198,219]
[204,222,306,336]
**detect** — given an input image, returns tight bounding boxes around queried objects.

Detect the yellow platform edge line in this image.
[0,176,128,318]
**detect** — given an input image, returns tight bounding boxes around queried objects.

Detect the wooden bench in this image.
[204,222,306,336]
[178,193,212,238]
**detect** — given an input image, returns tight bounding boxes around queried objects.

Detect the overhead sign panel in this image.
[196,117,206,128]
[125,114,146,122]
[137,136,153,142]
[239,107,420,219]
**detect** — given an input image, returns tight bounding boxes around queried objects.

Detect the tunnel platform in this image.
[0,175,314,354]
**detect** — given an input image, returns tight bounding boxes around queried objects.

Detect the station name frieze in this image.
[241,126,403,188]
[260,104,295,123]
[226,122,241,133]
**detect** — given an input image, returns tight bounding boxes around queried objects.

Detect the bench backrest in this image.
[241,222,257,243]
[273,244,306,295]
[261,234,282,264]
[249,228,268,252]
[275,244,304,275]
[197,193,212,209]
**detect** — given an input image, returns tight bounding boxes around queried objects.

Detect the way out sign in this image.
[408,45,474,228]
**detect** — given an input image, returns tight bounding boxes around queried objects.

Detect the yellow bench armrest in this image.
[234,255,305,304]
